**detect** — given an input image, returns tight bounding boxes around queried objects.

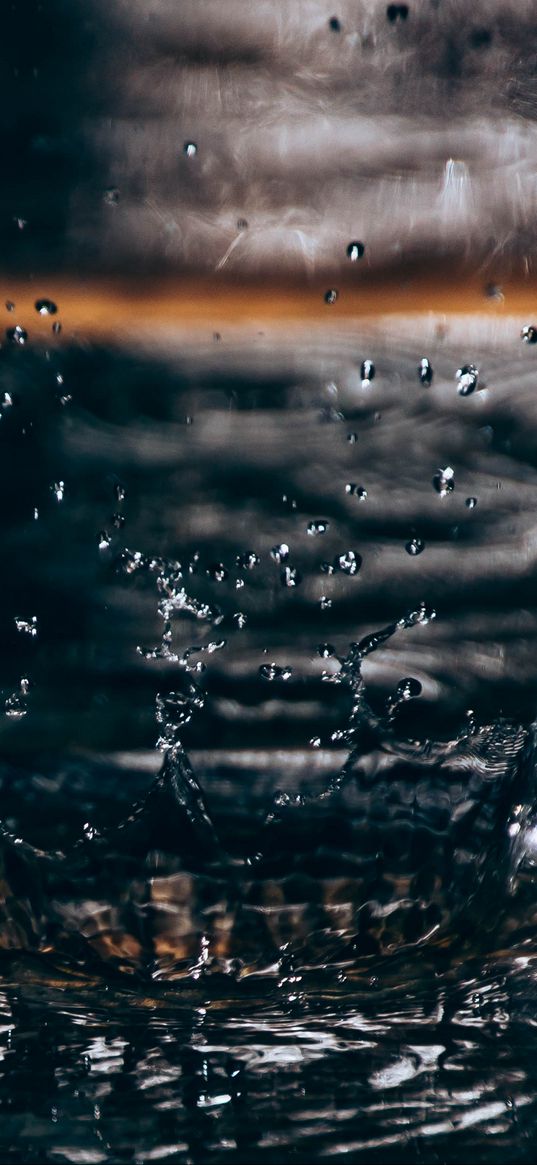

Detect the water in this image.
[0,316,535,1158]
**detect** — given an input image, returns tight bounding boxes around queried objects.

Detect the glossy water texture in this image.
[0,320,536,1159]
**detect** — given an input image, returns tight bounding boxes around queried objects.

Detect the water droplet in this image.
[6,325,27,345]
[103,186,119,204]
[310,735,322,747]
[34,298,57,316]
[271,543,289,563]
[235,551,259,570]
[361,359,375,383]
[114,481,126,502]
[5,301,14,312]
[398,676,422,699]
[50,480,65,502]
[98,530,111,550]
[14,217,27,231]
[356,486,368,501]
[259,663,293,681]
[432,465,455,496]
[111,512,125,529]
[33,507,39,520]
[282,494,298,510]
[387,3,409,22]
[320,595,332,610]
[207,563,228,582]
[329,16,341,31]
[521,324,537,344]
[5,694,27,719]
[405,537,424,556]
[280,566,302,587]
[418,357,433,385]
[184,141,198,157]
[318,643,336,657]
[347,432,358,444]
[456,363,479,395]
[307,519,329,535]
[14,616,37,637]
[324,289,338,305]
[237,217,248,230]
[345,482,356,494]
[347,241,365,261]
[1,392,13,411]
[233,612,247,629]
[335,550,362,575]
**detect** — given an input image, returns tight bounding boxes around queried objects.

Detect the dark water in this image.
[0,318,537,1159]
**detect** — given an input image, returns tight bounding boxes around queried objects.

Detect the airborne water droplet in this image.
[5,301,15,312]
[356,486,368,501]
[207,563,228,582]
[335,550,362,575]
[271,543,289,563]
[103,186,120,204]
[259,663,293,681]
[14,616,37,637]
[50,480,65,502]
[347,241,365,261]
[405,537,424,556]
[418,357,433,385]
[35,298,57,316]
[184,141,198,157]
[324,289,338,305]
[432,466,455,496]
[361,359,375,384]
[235,551,259,570]
[6,325,27,345]
[280,566,302,587]
[318,643,336,658]
[521,325,537,344]
[456,363,479,396]
[98,530,111,551]
[307,519,329,535]
[465,496,478,509]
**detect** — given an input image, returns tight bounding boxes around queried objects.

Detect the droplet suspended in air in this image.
[347,432,358,444]
[207,563,228,583]
[318,643,336,658]
[14,616,37,637]
[236,551,260,570]
[98,530,111,551]
[329,16,341,31]
[345,483,356,495]
[432,466,455,496]
[347,241,365,261]
[324,289,338,305]
[52,321,62,335]
[233,612,247,629]
[280,566,302,587]
[386,3,409,22]
[114,482,126,503]
[5,301,14,312]
[397,676,422,699]
[456,363,479,396]
[334,550,362,575]
[34,298,57,316]
[307,519,330,535]
[361,359,375,383]
[405,537,424,556]
[50,480,65,502]
[521,325,537,344]
[356,487,368,501]
[465,496,478,509]
[6,325,27,345]
[271,543,289,563]
[259,663,293,681]
[184,141,198,157]
[112,512,125,529]
[418,357,433,385]
[320,595,332,609]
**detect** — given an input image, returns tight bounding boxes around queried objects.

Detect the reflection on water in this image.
[1,319,537,1157]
